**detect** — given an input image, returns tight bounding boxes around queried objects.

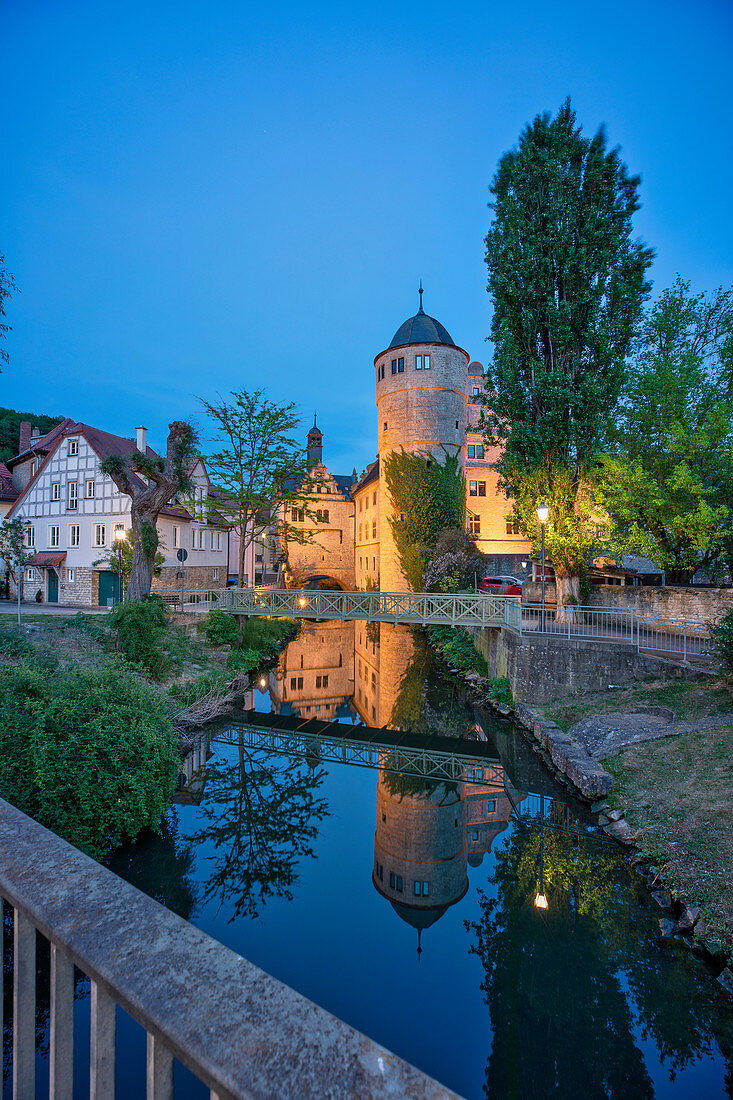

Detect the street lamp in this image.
[536,501,549,632]
[113,528,125,605]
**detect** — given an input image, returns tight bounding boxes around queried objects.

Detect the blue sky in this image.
[2,0,732,475]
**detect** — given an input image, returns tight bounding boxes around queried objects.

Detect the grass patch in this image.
[603,725,733,958]
[537,677,733,731]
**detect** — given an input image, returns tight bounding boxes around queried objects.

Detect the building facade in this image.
[4,421,242,606]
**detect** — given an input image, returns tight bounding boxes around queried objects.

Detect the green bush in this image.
[487,676,514,705]
[0,627,33,659]
[108,597,168,676]
[203,608,239,647]
[429,625,488,674]
[710,609,733,676]
[0,659,179,859]
[227,647,262,672]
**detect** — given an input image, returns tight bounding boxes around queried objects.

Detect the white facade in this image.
[7,428,238,606]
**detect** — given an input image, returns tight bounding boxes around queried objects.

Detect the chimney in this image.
[136,426,147,454]
[31,425,41,443]
[19,421,31,453]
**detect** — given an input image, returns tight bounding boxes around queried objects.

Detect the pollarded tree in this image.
[100,421,199,602]
[482,99,653,610]
[598,278,733,583]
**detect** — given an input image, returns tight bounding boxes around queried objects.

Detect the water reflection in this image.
[110,619,733,1098]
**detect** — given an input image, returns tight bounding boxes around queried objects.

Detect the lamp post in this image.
[536,501,549,632]
[113,528,125,605]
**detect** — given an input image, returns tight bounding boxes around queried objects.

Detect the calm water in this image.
[6,621,733,1097]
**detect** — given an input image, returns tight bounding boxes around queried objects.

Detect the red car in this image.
[479,575,523,596]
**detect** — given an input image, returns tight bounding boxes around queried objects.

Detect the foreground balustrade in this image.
[0,798,458,1099]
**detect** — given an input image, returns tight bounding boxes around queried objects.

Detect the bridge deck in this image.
[218,587,518,628]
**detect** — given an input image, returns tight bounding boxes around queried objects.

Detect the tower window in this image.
[383,422,387,431]
[424,354,431,369]
[477,445,484,459]
[455,420,459,429]
[506,520,520,535]
[381,364,385,379]
[415,355,422,369]
[472,386,480,397]
[470,481,477,496]
[398,357,404,373]
[468,445,475,459]
[468,514,480,536]
[391,359,397,375]
[478,482,486,497]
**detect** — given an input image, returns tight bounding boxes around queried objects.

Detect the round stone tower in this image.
[375,288,469,591]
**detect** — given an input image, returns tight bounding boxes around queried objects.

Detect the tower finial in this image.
[418,280,424,312]
[417,928,423,959]
[313,411,317,428]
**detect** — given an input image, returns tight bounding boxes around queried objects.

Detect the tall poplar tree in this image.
[482,99,653,609]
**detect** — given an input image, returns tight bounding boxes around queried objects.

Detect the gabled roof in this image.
[0,462,18,503]
[333,473,356,497]
[7,422,194,522]
[6,418,77,469]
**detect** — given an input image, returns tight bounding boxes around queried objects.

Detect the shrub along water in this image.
[0,658,179,860]
[108,596,168,677]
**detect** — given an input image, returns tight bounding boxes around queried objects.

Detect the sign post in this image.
[177,548,188,612]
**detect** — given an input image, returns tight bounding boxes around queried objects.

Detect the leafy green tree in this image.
[93,527,165,594]
[598,278,733,583]
[0,516,34,624]
[382,450,466,590]
[199,390,316,588]
[0,254,18,374]
[101,421,198,601]
[481,99,653,610]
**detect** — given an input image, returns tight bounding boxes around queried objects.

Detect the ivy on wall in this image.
[383,449,466,590]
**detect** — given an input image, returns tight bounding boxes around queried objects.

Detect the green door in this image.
[47,569,58,603]
[98,571,120,606]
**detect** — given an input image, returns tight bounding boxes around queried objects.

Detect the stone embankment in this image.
[441,656,733,994]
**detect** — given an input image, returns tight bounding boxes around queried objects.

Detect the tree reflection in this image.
[466,821,733,1098]
[107,809,197,920]
[188,732,328,921]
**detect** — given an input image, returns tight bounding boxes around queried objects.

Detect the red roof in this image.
[6,418,77,469]
[0,462,18,503]
[27,551,67,567]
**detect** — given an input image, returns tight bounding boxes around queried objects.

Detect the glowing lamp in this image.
[259,677,267,688]
[536,501,549,526]
[534,892,548,910]
[298,596,307,608]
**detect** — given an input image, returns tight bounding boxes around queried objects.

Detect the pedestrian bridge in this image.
[218,587,520,628]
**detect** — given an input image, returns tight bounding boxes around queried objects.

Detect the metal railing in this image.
[156,589,225,613]
[515,604,711,659]
[0,798,458,1099]
[219,587,517,627]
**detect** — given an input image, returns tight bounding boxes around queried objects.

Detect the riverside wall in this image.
[522,582,732,623]
[472,626,702,705]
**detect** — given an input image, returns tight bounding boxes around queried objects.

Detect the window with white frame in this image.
[212,567,219,581]
[30,459,38,478]
[49,525,60,548]
[68,439,79,456]
[69,524,80,547]
[67,482,78,510]
[93,524,106,547]
[197,529,205,550]
[26,568,35,582]
[85,480,95,499]
[173,525,180,548]
[51,483,60,501]
[216,531,222,551]
[24,526,35,548]
[191,528,196,548]
[66,568,75,583]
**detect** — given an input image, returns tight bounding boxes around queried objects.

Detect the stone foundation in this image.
[473,626,708,705]
[152,565,227,593]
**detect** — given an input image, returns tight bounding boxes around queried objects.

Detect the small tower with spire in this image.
[307,413,323,468]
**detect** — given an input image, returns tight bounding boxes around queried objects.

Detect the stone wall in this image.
[152,565,227,594]
[522,581,732,623]
[473,626,702,705]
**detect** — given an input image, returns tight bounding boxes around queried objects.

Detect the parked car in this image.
[479,575,523,595]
